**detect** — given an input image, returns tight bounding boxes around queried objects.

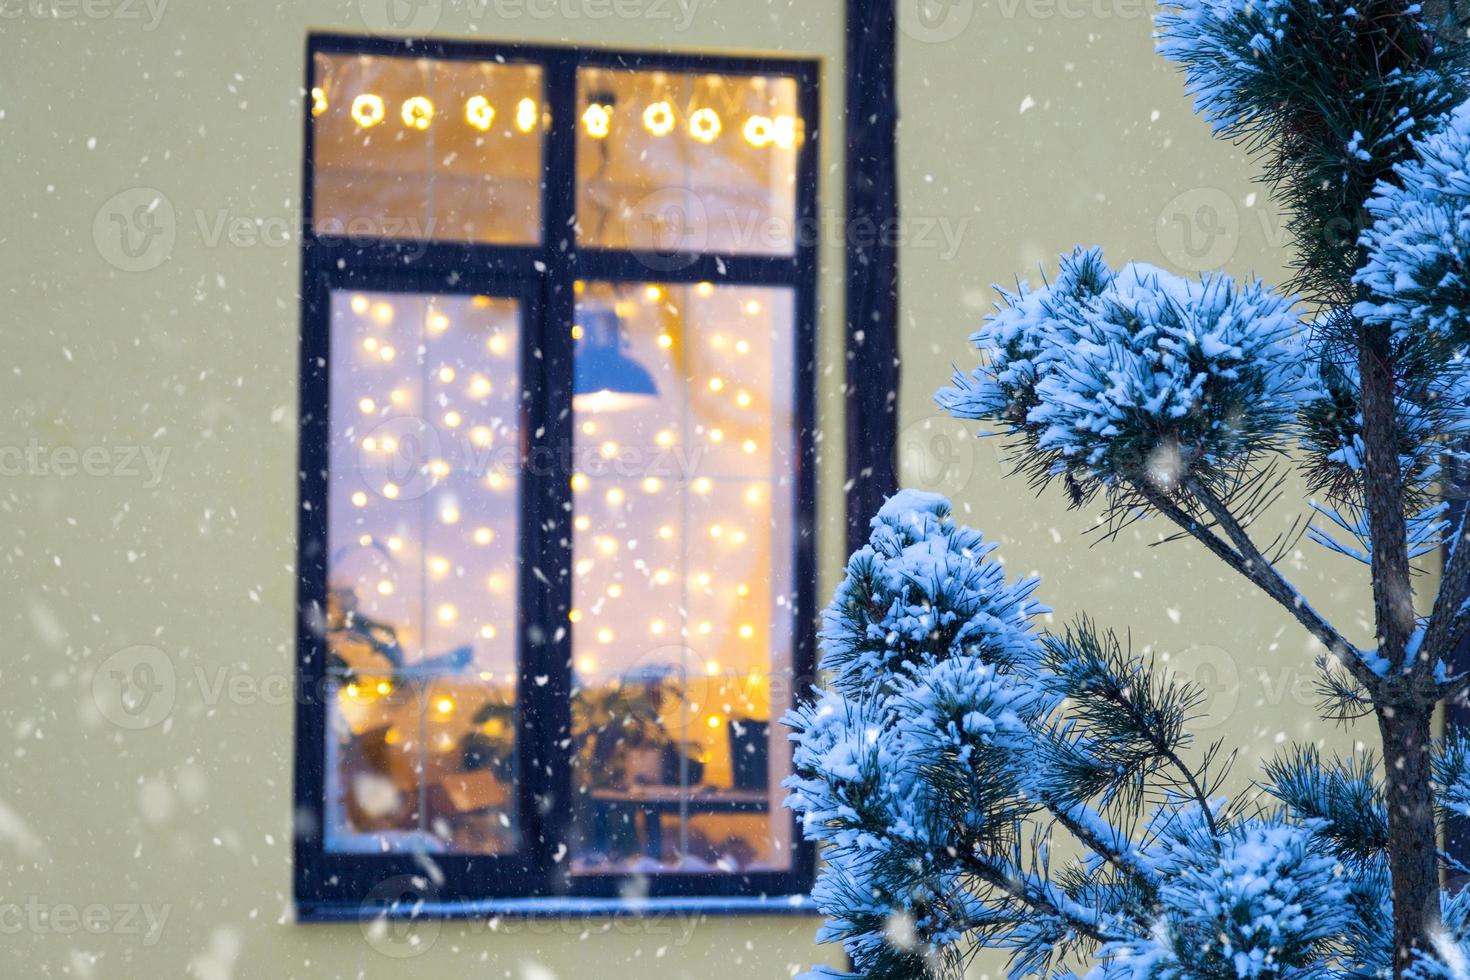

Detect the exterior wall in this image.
[0,0,845,975]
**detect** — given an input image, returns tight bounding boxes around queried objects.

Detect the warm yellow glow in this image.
[570,324,584,340]
[389,388,408,406]
[644,284,664,302]
[705,660,720,676]
[488,334,510,356]
[773,114,798,149]
[470,426,493,448]
[382,482,400,499]
[437,603,458,624]
[387,536,403,552]
[605,487,625,506]
[351,491,368,508]
[709,428,724,443]
[358,397,376,414]
[744,300,762,316]
[427,311,449,334]
[657,524,673,540]
[707,714,722,729]
[516,97,538,133]
[736,582,750,597]
[442,410,462,429]
[580,420,596,435]
[384,726,401,744]
[695,572,711,588]
[652,568,672,585]
[640,478,662,494]
[379,346,396,362]
[435,696,455,716]
[607,583,622,598]
[732,530,748,545]
[689,107,721,142]
[487,573,508,593]
[695,281,715,298]
[599,440,619,460]
[438,365,456,383]
[428,459,450,478]
[596,627,614,644]
[692,477,713,495]
[345,682,360,699]
[575,559,594,576]
[595,536,617,556]
[371,301,394,325]
[351,93,385,128]
[574,515,591,532]
[743,439,758,454]
[428,556,450,577]
[709,524,723,539]
[486,472,508,491]
[575,654,598,674]
[642,100,675,136]
[376,680,393,697]
[400,96,434,130]
[735,339,750,355]
[351,294,370,314]
[468,374,492,398]
[479,625,496,639]
[582,103,612,139]
[742,114,774,147]
[473,526,494,545]
[650,619,666,635]
[439,501,460,525]
[569,608,583,623]
[657,332,673,349]
[655,429,675,447]
[358,533,372,546]
[708,377,724,392]
[739,624,754,640]
[464,95,495,131]
[698,620,713,635]
[311,87,328,117]
[735,390,752,408]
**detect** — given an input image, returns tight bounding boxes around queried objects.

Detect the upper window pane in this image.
[312,53,543,244]
[576,68,802,256]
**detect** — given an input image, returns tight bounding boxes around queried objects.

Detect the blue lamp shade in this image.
[572,308,658,413]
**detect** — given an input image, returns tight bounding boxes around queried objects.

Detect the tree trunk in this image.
[1379,698,1440,977]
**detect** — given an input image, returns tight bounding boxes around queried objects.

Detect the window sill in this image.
[296,893,820,922]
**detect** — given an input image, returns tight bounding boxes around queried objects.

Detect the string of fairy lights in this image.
[311,86,801,149]
[334,284,775,733]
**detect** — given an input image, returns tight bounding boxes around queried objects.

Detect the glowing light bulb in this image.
[575,654,598,674]
[597,627,614,644]
[387,536,403,552]
[428,459,450,478]
[575,559,594,576]
[742,114,774,147]
[379,346,396,362]
[735,339,750,355]
[571,473,589,492]
[698,621,713,635]
[744,300,762,316]
[739,624,754,640]
[376,680,393,696]
[311,87,328,117]
[607,583,622,598]
[371,302,394,326]
[516,97,537,133]
[736,582,750,597]
[689,107,721,143]
[605,487,625,505]
[400,96,434,130]
[655,429,674,447]
[358,397,376,414]
[574,515,590,532]
[705,660,720,675]
[359,533,373,546]
[488,334,510,356]
[735,390,752,408]
[657,333,673,349]
[657,525,673,540]
[351,94,385,128]
[428,556,450,577]
[427,311,449,334]
[487,574,508,593]
[595,536,617,556]
[650,619,666,635]
[480,625,496,639]
[773,114,798,149]
[437,603,458,624]
[439,501,460,524]
[709,524,723,539]
[582,103,612,139]
[486,472,508,491]
[709,428,724,443]
[464,95,495,131]
[443,410,462,428]
[643,284,664,303]
[389,388,408,406]
[349,490,368,507]
[580,420,596,435]
[695,281,714,297]
[568,608,582,623]
[653,568,672,585]
[351,294,370,314]
[742,439,758,454]
[695,572,711,588]
[707,714,722,729]
[642,477,662,493]
[642,100,675,135]
[600,440,619,460]
[470,426,493,448]
[692,477,712,495]
[732,530,747,545]
[382,482,400,499]
[708,377,724,392]
[467,374,492,398]
[473,527,494,545]
[435,365,455,383]
[376,580,394,596]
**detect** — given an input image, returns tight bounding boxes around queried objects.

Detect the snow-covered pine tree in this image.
[785,0,1470,976]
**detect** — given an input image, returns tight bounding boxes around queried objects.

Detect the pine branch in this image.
[958,850,1115,946]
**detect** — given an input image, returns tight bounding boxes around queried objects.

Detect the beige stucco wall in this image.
[0,0,846,976]
[0,0,1384,976]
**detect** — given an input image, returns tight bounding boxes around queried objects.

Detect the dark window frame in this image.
[293,32,822,918]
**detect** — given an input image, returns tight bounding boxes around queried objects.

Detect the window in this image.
[295,35,818,914]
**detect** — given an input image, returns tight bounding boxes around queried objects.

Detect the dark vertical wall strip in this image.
[845,0,902,553]
[1447,471,1470,875]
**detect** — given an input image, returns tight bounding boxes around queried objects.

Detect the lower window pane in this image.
[324,288,521,855]
[568,280,797,875]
